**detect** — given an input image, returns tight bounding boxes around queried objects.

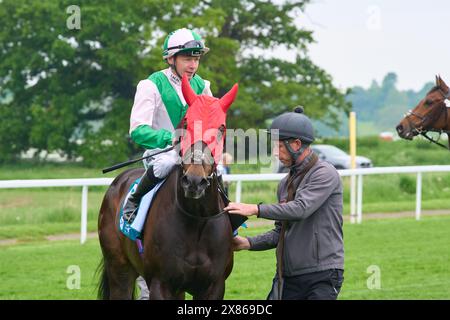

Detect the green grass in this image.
[0,136,449,240]
[1,138,448,299]
[1,163,450,240]
[1,215,450,299]
[0,189,104,239]
[0,161,124,180]
[0,239,101,299]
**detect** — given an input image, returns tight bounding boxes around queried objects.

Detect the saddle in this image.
[119,176,247,242]
[119,178,166,241]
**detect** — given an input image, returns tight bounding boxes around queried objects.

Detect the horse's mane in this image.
[428,86,441,94]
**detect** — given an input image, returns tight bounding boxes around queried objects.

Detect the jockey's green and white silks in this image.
[149,71,205,128]
[129,68,211,150]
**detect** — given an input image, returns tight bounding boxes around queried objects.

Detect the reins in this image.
[420,131,450,150]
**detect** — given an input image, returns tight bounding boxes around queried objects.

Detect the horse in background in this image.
[396,75,450,149]
[97,75,239,299]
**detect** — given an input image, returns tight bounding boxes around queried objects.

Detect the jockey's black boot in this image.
[123,166,162,224]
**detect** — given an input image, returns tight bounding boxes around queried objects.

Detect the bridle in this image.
[175,168,230,221]
[175,169,229,220]
[404,88,450,150]
[181,147,216,181]
[175,123,228,220]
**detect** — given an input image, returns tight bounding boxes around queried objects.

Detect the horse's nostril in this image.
[199,178,210,189]
[181,176,190,188]
[396,125,403,133]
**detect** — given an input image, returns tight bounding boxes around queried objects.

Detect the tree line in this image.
[0,0,350,166]
[315,72,434,137]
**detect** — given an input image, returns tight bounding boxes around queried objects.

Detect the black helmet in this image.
[269,106,315,144]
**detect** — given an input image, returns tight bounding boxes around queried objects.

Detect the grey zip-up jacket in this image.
[247,152,344,276]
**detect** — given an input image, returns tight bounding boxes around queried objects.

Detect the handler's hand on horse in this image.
[224,202,258,216]
[232,236,251,251]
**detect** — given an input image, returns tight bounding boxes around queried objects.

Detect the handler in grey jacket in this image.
[224,107,344,300]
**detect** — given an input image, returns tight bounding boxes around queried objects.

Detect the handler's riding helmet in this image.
[270,106,315,143]
[269,106,315,160]
[162,28,209,60]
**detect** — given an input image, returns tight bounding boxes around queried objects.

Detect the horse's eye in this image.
[425,99,433,106]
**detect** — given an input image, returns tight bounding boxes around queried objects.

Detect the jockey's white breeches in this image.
[142,148,179,179]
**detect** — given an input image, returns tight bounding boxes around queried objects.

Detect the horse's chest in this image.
[157,241,224,280]
[150,219,231,284]
[182,252,213,273]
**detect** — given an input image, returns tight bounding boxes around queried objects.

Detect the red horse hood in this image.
[180,74,238,164]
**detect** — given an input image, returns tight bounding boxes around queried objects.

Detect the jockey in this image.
[123,28,212,223]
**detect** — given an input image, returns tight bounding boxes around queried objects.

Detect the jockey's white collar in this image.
[168,69,181,85]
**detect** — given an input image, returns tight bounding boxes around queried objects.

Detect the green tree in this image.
[344,72,434,136]
[0,0,165,164]
[201,0,351,130]
[0,0,350,166]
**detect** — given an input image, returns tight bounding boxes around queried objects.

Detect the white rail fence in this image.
[1,165,450,244]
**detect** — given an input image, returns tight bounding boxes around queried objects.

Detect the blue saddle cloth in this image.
[119,178,247,242]
[119,178,165,241]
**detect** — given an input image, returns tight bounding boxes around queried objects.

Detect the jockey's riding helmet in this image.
[163,28,209,60]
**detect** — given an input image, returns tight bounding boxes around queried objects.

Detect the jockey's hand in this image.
[171,136,181,154]
[152,149,178,179]
[224,202,259,216]
[172,135,180,146]
[232,235,250,251]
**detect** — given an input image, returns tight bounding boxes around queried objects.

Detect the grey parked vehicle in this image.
[311,144,373,170]
[277,144,373,173]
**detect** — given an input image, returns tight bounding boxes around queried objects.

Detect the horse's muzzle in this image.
[396,123,414,140]
[181,174,209,199]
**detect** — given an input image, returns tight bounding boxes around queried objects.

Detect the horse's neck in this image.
[438,113,450,148]
[445,113,450,130]
[177,175,220,218]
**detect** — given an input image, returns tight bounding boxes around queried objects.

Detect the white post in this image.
[81,185,88,244]
[416,172,422,221]
[357,174,363,224]
[236,180,242,203]
[350,174,356,224]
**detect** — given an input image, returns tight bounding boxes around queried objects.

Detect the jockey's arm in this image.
[129,79,174,149]
[129,77,212,150]
[130,125,173,150]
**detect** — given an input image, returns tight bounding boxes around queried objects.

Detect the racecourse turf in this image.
[1,214,450,300]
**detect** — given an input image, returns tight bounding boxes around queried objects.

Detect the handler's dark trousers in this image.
[282,269,344,300]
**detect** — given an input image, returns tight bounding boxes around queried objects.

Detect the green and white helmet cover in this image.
[162,28,209,60]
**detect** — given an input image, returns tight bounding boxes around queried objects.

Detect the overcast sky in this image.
[285,0,450,91]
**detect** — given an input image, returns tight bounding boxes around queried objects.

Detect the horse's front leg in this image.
[193,279,225,300]
[148,278,185,300]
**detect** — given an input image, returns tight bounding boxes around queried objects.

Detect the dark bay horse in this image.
[97,76,239,299]
[396,75,450,149]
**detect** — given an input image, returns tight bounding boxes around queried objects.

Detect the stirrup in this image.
[124,209,138,224]
[123,201,139,223]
